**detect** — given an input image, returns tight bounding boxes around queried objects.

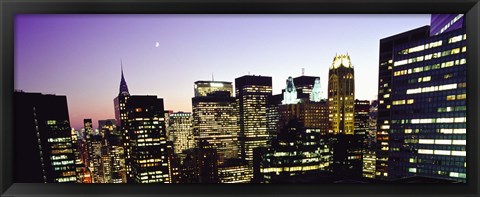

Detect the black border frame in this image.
[1,0,479,196]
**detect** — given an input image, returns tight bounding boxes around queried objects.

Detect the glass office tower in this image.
[386,14,467,182]
[376,26,431,180]
[236,75,273,166]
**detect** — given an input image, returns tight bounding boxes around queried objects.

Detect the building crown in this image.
[119,60,130,96]
[330,53,353,69]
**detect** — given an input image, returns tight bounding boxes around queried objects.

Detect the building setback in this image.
[14,92,77,183]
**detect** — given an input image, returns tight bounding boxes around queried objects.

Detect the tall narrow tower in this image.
[113,61,132,181]
[328,54,355,135]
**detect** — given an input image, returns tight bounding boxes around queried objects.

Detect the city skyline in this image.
[15,14,430,129]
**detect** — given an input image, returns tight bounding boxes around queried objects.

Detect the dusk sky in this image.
[15,14,431,129]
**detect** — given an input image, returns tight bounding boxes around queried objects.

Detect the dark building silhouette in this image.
[180,141,219,183]
[14,91,77,183]
[293,75,319,100]
[253,119,332,183]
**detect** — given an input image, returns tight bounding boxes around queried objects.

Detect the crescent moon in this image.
[155,42,159,48]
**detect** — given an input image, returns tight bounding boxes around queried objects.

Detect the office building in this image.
[126,95,170,183]
[236,75,272,165]
[384,14,467,182]
[180,141,219,183]
[253,119,332,183]
[192,81,239,164]
[376,25,431,180]
[218,158,252,183]
[169,112,195,155]
[14,91,77,183]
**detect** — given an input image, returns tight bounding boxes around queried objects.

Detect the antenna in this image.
[302,68,305,76]
[212,73,214,81]
[248,71,251,75]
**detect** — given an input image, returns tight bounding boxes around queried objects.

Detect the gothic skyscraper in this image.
[328,54,355,135]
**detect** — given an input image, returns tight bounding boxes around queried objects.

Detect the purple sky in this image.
[15,14,431,129]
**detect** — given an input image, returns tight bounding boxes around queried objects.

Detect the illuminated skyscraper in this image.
[192,82,239,164]
[126,95,170,183]
[194,80,234,97]
[384,14,467,182]
[236,75,272,165]
[376,25,430,180]
[328,54,355,135]
[113,63,131,181]
[14,92,77,183]
[169,112,195,155]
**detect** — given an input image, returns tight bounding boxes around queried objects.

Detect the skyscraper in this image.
[14,92,77,183]
[328,54,355,135]
[236,75,272,165]
[376,25,430,180]
[169,112,195,155]
[327,54,364,178]
[192,89,238,163]
[126,95,170,183]
[383,14,467,182]
[113,64,131,181]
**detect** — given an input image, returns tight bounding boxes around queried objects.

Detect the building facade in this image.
[169,112,195,155]
[236,75,273,165]
[328,54,355,135]
[386,14,467,182]
[192,82,239,164]
[14,92,77,183]
[377,25,431,180]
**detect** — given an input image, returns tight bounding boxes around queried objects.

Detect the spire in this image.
[119,59,130,95]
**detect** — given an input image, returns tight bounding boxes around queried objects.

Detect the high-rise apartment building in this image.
[14,92,77,183]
